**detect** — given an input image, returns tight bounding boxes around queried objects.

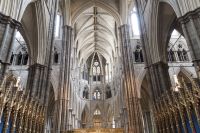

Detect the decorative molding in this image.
[178,7,200,24]
[0,12,22,29]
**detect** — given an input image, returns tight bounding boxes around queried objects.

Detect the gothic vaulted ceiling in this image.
[74,7,118,65]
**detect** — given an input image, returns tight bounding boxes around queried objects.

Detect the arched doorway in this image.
[93,108,102,128]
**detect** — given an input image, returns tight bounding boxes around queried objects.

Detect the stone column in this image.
[72,114,75,129]
[178,8,200,79]
[26,63,46,98]
[147,61,171,96]
[107,63,110,83]
[119,25,144,133]
[54,25,73,133]
[0,13,21,80]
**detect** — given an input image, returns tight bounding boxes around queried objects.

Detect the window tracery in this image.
[55,14,61,37]
[93,89,101,100]
[92,54,101,81]
[130,7,140,36]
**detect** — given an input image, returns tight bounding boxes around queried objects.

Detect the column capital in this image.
[0,60,11,65]
[63,25,73,30]
[0,12,22,29]
[146,61,169,69]
[119,24,130,31]
[178,7,200,24]
[28,63,47,69]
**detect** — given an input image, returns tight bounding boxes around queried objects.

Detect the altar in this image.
[68,128,124,133]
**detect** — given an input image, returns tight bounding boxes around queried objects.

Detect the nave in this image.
[0,0,200,133]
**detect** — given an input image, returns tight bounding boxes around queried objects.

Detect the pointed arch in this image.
[20,3,38,65]
[159,0,181,17]
[94,108,101,115]
[156,1,179,62]
[93,104,102,115]
[21,1,48,65]
[93,87,102,100]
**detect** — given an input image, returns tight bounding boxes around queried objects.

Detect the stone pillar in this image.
[72,114,75,129]
[147,61,171,97]
[0,13,21,80]
[119,25,144,133]
[107,63,110,82]
[178,8,200,79]
[54,25,73,133]
[26,63,46,98]
[75,118,78,129]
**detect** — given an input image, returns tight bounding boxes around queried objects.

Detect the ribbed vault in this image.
[75,7,118,64]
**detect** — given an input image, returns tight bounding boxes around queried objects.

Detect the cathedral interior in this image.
[0,0,200,133]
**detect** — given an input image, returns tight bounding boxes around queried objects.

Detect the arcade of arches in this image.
[0,0,200,133]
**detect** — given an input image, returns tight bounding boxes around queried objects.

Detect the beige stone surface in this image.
[70,128,124,133]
